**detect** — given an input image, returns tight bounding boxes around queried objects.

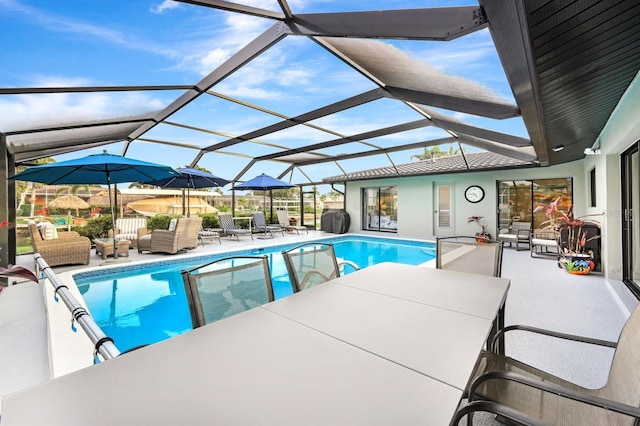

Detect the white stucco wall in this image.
[345,160,585,241]
[584,71,640,283]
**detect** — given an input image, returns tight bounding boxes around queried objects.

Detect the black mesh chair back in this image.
[181,255,274,328]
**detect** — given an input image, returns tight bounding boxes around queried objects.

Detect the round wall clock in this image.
[464,185,485,203]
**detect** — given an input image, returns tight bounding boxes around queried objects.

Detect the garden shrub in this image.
[147,215,175,231]
[199,213,219,229]
[73,215,113,240]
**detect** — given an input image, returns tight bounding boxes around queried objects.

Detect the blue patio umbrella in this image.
[144,168,230,216]
[9,151,179,260]
[234,173,295,216]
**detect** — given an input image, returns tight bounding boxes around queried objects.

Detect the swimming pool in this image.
[75,235,435,352]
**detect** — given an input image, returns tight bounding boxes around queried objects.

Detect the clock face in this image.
[465,185,485,203]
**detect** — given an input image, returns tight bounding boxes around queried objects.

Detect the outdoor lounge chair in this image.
[27,221,91,267]
[436,236,504,277]
[137,216,202,254]
[181,255,274,328]
[218,213,253,241]
[252,212,284,237]
[198,228,221,245]
[276,209,308,235]
[496,221,531,251]
[530,230,559,258]
[282,242,359,292]
[456,304,640,425]
[108,217,148,249]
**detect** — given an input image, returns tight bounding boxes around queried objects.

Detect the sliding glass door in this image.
[497,178,573,231]
[362,187,397,232]
[622,143,639,295]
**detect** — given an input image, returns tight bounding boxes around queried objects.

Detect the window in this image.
[362,187,397,232]
[589,167,597,207]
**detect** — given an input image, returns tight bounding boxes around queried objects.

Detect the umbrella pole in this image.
[107,179,119,260]
[257,192,271,239]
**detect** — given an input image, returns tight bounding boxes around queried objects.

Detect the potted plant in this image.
[467,216,492,243]
[533,197,602,274]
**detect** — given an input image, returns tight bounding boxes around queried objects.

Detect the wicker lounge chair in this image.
[218,213,253,241]
[457,305,640,425]
[181,255,274,328]
[276,209,308,235]
[137,216,202,254]
[27,221,91,267]
[282,242,359,292]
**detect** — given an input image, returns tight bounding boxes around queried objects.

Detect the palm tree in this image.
[410,146,447,161]
[410,144,466,161]
[14,157,55,216]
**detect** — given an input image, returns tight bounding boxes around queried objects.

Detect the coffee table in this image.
[94,238,131,260]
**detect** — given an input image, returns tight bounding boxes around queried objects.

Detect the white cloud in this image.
[151,0,180,14]
[0,76,165,131]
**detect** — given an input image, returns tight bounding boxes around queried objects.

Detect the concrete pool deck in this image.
[1,230,637,416]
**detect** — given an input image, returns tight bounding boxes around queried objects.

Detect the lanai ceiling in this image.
[2,0,639,186]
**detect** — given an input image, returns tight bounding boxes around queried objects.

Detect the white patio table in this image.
[1,263,509,426]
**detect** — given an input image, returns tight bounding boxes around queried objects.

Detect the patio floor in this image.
[1,231,636,417]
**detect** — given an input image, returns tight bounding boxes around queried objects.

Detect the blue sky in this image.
[0,0,528,192]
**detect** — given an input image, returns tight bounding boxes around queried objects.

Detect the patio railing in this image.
[34,254,121,361]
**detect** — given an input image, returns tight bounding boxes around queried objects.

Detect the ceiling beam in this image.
[125,22,289,145]
[480,0,549,165]
[288,7,487,41]
[4,116,155,136]
[175,0,285,20]
[201,88,385,152]
[386,86,520,119]
[289,137,458,167]
[455,133,537,162]
[255,119,432,161]
[412,104,530,147]
[0,86,191,95]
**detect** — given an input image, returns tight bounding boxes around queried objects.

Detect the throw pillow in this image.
[37,222,58,240]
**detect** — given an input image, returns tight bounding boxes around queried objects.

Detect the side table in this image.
[94,239,131,260]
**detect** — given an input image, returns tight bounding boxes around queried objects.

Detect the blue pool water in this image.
[75,235,435,352]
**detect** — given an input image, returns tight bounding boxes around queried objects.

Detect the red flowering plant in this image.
[1,221,8,252]
[533,197,602,256]
[467,215,492,241]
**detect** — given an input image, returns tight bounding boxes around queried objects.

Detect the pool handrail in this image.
[34,253,121,361]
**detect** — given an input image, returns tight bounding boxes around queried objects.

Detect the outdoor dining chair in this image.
[181,255,274,328]
[282,242,360,292]
[454,304,640,425]
[435,236,504,277]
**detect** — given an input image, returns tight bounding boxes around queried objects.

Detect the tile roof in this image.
[322,151,536,183]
